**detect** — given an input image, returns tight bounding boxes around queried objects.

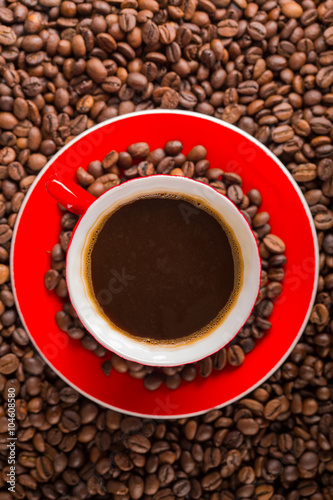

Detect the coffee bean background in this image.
[0,0,333,498]
[46,140,287,389]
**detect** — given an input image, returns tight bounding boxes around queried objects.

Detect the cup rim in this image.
[66,175,261,366]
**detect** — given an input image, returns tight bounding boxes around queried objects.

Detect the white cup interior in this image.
[66,175,261,366]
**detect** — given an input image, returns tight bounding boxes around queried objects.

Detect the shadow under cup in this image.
[66,175,261,367]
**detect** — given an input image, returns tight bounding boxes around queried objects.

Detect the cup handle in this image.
[46,174,95,215]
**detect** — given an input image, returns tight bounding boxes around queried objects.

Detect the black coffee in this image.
[85,195,242,344]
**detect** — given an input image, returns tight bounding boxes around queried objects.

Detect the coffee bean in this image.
[187,145,207,162]
[164,141,183,156]
[161,89,180,109]
[206,169,222,181]
[238,80,259,96]
[222,173,242,186]
[119,12,137,33]
[271,125,294,143]
[194,160,209,176]
[247,22,266,41]
[227,185,243,206]
[292,163,317,183]
[310,303,329,326]
[124,433,151,453]
[324,26,333,46]
[44,269,60,291]
[127,475,144,499]
[228,345,245,366]
[55,311,72,333]
[198,357,213,378]
[263,234,286,254]
[201,471,222,490]
[127,72,148,92]
[36,456,54,481]
[158,463,175,486]
[61,410,81,431]
[156,156,176,174]
[124,166,139,179]
[0,26,17,45]
[221,104,242,124]
[144,372,164,391]
[252,212,269,228]
[264,399,282,420]
[0,264,9,285]
[316,65,333,88]
[181,365,197,381]
[142,20,159,45]
[255,484,274,500]
[127,142,150,158]
[0,353,19,374]
[282,2,303,18]
[94,173,120,190]
[145,149,164,167]
[182,161,195,178]
[173,479,191,496]
[0,112,18,130]
[217,19,238,38]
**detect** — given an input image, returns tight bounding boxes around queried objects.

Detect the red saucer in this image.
[11,111,319,418]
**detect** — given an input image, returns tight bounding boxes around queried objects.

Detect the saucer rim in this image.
[10,110,319,418]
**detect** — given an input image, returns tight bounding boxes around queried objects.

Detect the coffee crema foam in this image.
[83,192,243,347]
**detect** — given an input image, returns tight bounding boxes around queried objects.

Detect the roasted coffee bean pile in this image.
[45,140,287,390]
[1,0,333,498]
